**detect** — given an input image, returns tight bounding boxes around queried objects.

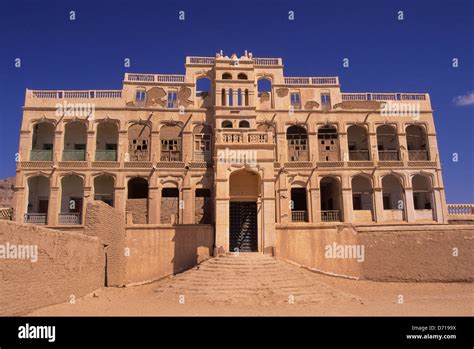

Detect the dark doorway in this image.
[229,202,257,252]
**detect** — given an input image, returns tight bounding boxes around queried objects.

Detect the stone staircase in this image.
[154,253,361,305]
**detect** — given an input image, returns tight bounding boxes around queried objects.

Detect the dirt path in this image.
[29,254,473,316]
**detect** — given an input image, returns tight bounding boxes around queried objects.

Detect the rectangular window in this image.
[135,90,146,107]
[290,92,301,109]
[321,93,331,106]
[167,90,178,108]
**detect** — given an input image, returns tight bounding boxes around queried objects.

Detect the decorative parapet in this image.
[30,90,122,99]
[283,77,339,86]
[342,92,428,102]
[447,204,474,221]
[124,73,185,83]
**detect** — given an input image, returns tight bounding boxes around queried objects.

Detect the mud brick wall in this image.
[160,197,178,224]
[84,201,126,286]
[357,225,474,282]
[126,199,148,224]
[0,220,103,315]
[275,224,474,282]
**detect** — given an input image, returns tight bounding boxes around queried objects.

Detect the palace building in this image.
[13,51,449,254]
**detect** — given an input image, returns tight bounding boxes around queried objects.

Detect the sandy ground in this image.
[29,254,473,316]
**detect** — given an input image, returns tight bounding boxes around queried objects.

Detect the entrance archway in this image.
[228,170,260,252]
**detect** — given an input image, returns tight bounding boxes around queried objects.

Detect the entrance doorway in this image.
[229,202,257,252]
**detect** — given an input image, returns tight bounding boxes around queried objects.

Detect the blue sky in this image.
[0,0,472,203]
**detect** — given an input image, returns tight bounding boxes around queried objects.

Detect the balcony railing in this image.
[95,150,117,161]
[408,150,429,161]
[30,150,52,161]
[124,73,185,83]
[291,210,308,222]
[31,90,122,99]
[160,152,181,162]
[188,56,215,65]
[447,204,474,220]
[349,150,370,161]
[253,58,280,66]
[284,77,339,85]
[58,213,81,225]
[321,210,340,222]
[342,93,427,101]
[24,213,47,224]
[378,150,399,161]
[62,150,86,161]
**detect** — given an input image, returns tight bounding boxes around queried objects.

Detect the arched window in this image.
[377,125,399,160]
[257,78,272,92]
[245,89,249,106]
[412,175,433,212]
[239,120,250,128]
[25,175,50,224]
[160,125,182,161]
[291,187,308,222]
[320,177,342,222]
[347,125,369,160]
[382,175,405,221]
[318,124,339,161]
[222,73,232,80]
[237,89,242,106]
[31,122,54,161]
[351,176,374,221]
[59,175,84,225]
[194,125,212,162]
[128,123,151,161]
[63,122,87,161]
[406,125,429,160]
[96,122,118,161]
[127,177,149,224]
[94,175,115,207]
[222,120,233,128]
[287,125,308,161]
[196,77,211,97]
[237,73,248,80]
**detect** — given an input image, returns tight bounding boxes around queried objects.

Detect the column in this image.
[14,187,25,223]
[276,131,287,163]
[214,178,229,254]
[86,130,96,163]
[181,173,193,224]
[369,132,378,162]
[181,130,193,163]
[148,187,159,224]
[19,130,32,162]
[398,131,408,163]
[307,131,318,162]
[262,178,276,254]
[339,130,348,162]
[150,130,160,162]
[278,171,290,223]
[404,187,416,222]
[47,186,59,226]
[118,130,128,163]
[309,173,320,223]
[53,130,63,163]
[373,187,384,223]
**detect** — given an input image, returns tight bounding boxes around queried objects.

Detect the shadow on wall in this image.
[172,224,214,274]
